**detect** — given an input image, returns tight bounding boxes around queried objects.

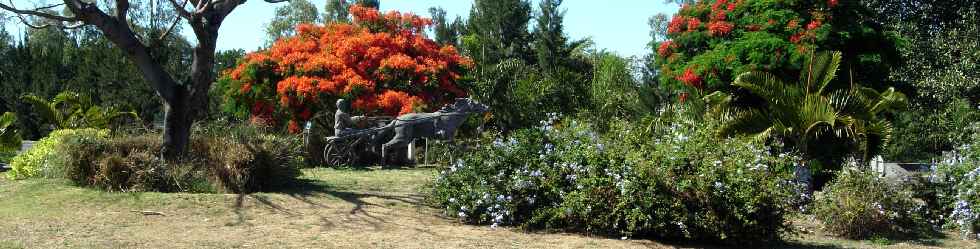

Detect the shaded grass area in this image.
[0,167,974,248]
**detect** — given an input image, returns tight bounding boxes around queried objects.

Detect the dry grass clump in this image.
[59,125,302,193]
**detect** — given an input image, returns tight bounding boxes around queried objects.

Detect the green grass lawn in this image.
[0,167,974,249]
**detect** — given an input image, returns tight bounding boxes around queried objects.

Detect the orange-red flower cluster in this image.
[351,5,433,33]
[710,0,740,21]
[708,21,735,36]
[658,40,675,57]
[249,101,276,127]
[222,6,473,133]
[806,20,822,30]
[287,120,302,134]
[787,19,800,29]
[789,33,803,43]
[668,15,686,34]
[377,90,421,115]
[687,18,701,31]
[676,68,703,89]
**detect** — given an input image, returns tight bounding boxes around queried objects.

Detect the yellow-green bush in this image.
[6,129,108,179]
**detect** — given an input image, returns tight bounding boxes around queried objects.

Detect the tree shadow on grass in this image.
[505,228,851,249]
[231,177,427,231]
[659,241,846,249]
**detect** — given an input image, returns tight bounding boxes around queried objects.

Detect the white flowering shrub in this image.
[431,112,803,244]
[812,168,933,239]
[931,133,980,239]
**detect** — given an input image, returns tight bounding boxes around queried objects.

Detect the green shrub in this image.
[7,129,108,179]
[930,132,980,239]
[58,124,303,193]
[886,99,980,162]
[0,112,20,153]
[417,138,483,167]
[432,112,804,244]
[812,168,932,239]
[0,151,14,164]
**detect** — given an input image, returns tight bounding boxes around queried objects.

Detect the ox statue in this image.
[378,98,488,162]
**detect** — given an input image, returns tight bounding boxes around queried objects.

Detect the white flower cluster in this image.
[487,194,513,229]
[604,166,633,196]
[538,112,561,132]
[952,199,978,238]
[492,136,519,150]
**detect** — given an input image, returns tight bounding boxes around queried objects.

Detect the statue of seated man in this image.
[334,99,366,137]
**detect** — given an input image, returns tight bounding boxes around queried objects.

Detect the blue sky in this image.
[4,0,679,57]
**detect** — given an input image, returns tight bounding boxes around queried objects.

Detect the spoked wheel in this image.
[324,137,360,166]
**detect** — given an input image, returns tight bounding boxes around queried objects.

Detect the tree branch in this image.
[115,0,130,19]
[0,1,79,22]
[63,0,179,102]
[166,0,192,19]
[157,0,187,41]
[13,13,84,29]
[30,3,65,12]
[196,0,211,13]
[194,0,217,16]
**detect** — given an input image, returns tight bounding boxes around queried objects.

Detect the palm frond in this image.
[0,112,15,129]
[869,87,908,115]
[733,71,801,106]
[106,109,140,124]
[859,119,895,161]
[718,108,772,140]
[21,94,64,129]
[0,112,20,152]
[799,94,840,141]
[702,91,732,115]
[801,51,842,95]
[52,91,86,110]
[634,82,662,115]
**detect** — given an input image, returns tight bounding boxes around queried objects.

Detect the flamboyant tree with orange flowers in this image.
[653,0,901,98]
[218,5,473,133]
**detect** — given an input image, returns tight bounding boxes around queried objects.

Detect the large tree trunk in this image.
[160,18,219,159]
[161,88,193,159]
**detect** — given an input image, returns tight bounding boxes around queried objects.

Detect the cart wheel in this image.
[344,146,359,165]
[324,140,347,166]
[346,137,365,165]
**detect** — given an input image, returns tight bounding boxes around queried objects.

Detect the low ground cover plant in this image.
[432,111,805,244]
[812,168,933,239]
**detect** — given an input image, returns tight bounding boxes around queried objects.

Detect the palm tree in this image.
[706,51,907,164]
[0,112,20,152]
[21,91,139,131]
